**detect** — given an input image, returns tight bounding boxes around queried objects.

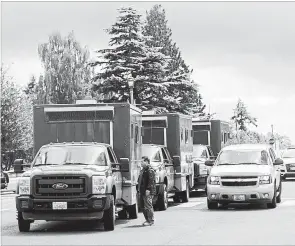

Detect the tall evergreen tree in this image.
[91,7,175,110]
[231,99,258,131]
[144,4,205,115]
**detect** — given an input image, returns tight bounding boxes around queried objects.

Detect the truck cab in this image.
[141,144,174,210]
[142,112,194,204]
[192,119,230,192]
[192,144,215,190]
[15,102,142,232]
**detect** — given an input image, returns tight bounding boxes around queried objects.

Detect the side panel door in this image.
[107,147,123,201]
[163,147,174,191]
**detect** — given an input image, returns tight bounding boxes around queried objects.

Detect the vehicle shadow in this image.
[200,203,268,212]
[16,219,130,234]
[190,191,207,198]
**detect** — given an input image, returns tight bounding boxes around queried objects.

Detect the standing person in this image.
[138,156,156,226]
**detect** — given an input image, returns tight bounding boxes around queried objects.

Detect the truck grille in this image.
[34,176,87,198]
[222,181,257,186]
[221,176,258,187]
[286,164,295,172]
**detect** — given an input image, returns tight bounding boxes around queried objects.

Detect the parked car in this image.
[205,144,283,209]
[280,147,295,180]
[1,170,9,189]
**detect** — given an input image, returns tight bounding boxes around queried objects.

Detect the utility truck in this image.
[192,119,230,192]
[15,102,142,232]
[142,112,194,204]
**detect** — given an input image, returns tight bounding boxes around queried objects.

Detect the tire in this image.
[3,172,9,184]
[267,183,277,209]
[181,179,189,203]
[103,195,115,231]
[207,198,218,210]
[157,184,168,211]
[276,180,282,204]
[173,195,181,203]
[118,209,128,220]
[127,202,138,219]
[17,212,31,232]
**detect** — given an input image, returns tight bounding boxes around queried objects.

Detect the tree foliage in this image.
[37,31,93,104]
[91,7,177,111]
[231,99,257,131]
[1,65,33,155]
[144,4,206,115]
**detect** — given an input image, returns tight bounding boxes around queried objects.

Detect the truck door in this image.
[107,147,122,201]
[162,147,174,191]
[269,148,281,189]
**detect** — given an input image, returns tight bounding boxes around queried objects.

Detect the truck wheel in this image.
[3,172,9,184]
[17,212,31,232]
[181,179,189,203]
[103,195,115,231]
[276,180,282,204]
[207,198,218,210]
[173,195,181,203]
[157,184,168,211]
[118,209,128,220]
[127,202,138,219]
[267,183,277,209]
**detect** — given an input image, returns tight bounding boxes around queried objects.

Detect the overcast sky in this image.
[2,1,295,144]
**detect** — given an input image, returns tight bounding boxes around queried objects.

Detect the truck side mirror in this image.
[173,156,181,167]
[205,160,215,166]
[119,158,130,172]
[274,158,283,166]
[111,163,121,172]
[14,159,24,173]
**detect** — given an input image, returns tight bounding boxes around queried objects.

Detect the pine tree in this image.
[91,7,174,110]
[144,4,206,115]
[231,99,258,131]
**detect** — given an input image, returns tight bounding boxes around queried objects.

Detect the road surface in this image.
[1,178,295,245]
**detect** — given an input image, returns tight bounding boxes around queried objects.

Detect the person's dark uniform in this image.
[138,158,156,225]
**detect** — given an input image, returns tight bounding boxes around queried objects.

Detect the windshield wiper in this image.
[237,162,266,165]
[34,164,56,167]
[63,162,88,165]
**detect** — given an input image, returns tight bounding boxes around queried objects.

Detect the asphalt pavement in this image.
[1,178,295,245]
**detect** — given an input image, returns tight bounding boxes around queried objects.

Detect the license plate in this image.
[52,202,67,210]
[233,195,246,201]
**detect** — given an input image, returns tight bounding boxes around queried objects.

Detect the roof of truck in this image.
[222,144,271,151]
[42,142,111,148]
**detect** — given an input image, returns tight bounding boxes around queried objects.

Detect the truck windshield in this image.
[193,145,207,159]
[216,149,270,165]
[32,146,107,166]
[142,146,162,166]
[282,149,295,158]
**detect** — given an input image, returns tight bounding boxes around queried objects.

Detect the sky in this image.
[2,1,295,144]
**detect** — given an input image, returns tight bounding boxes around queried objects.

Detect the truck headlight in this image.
[155,173,160,183]
[208,176,220,185]
[259,175,272,184]
[92,176,106,194]
[19,177,31,195]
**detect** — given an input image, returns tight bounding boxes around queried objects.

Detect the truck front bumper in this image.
[16,195,112,221]
[207,184,274,204]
